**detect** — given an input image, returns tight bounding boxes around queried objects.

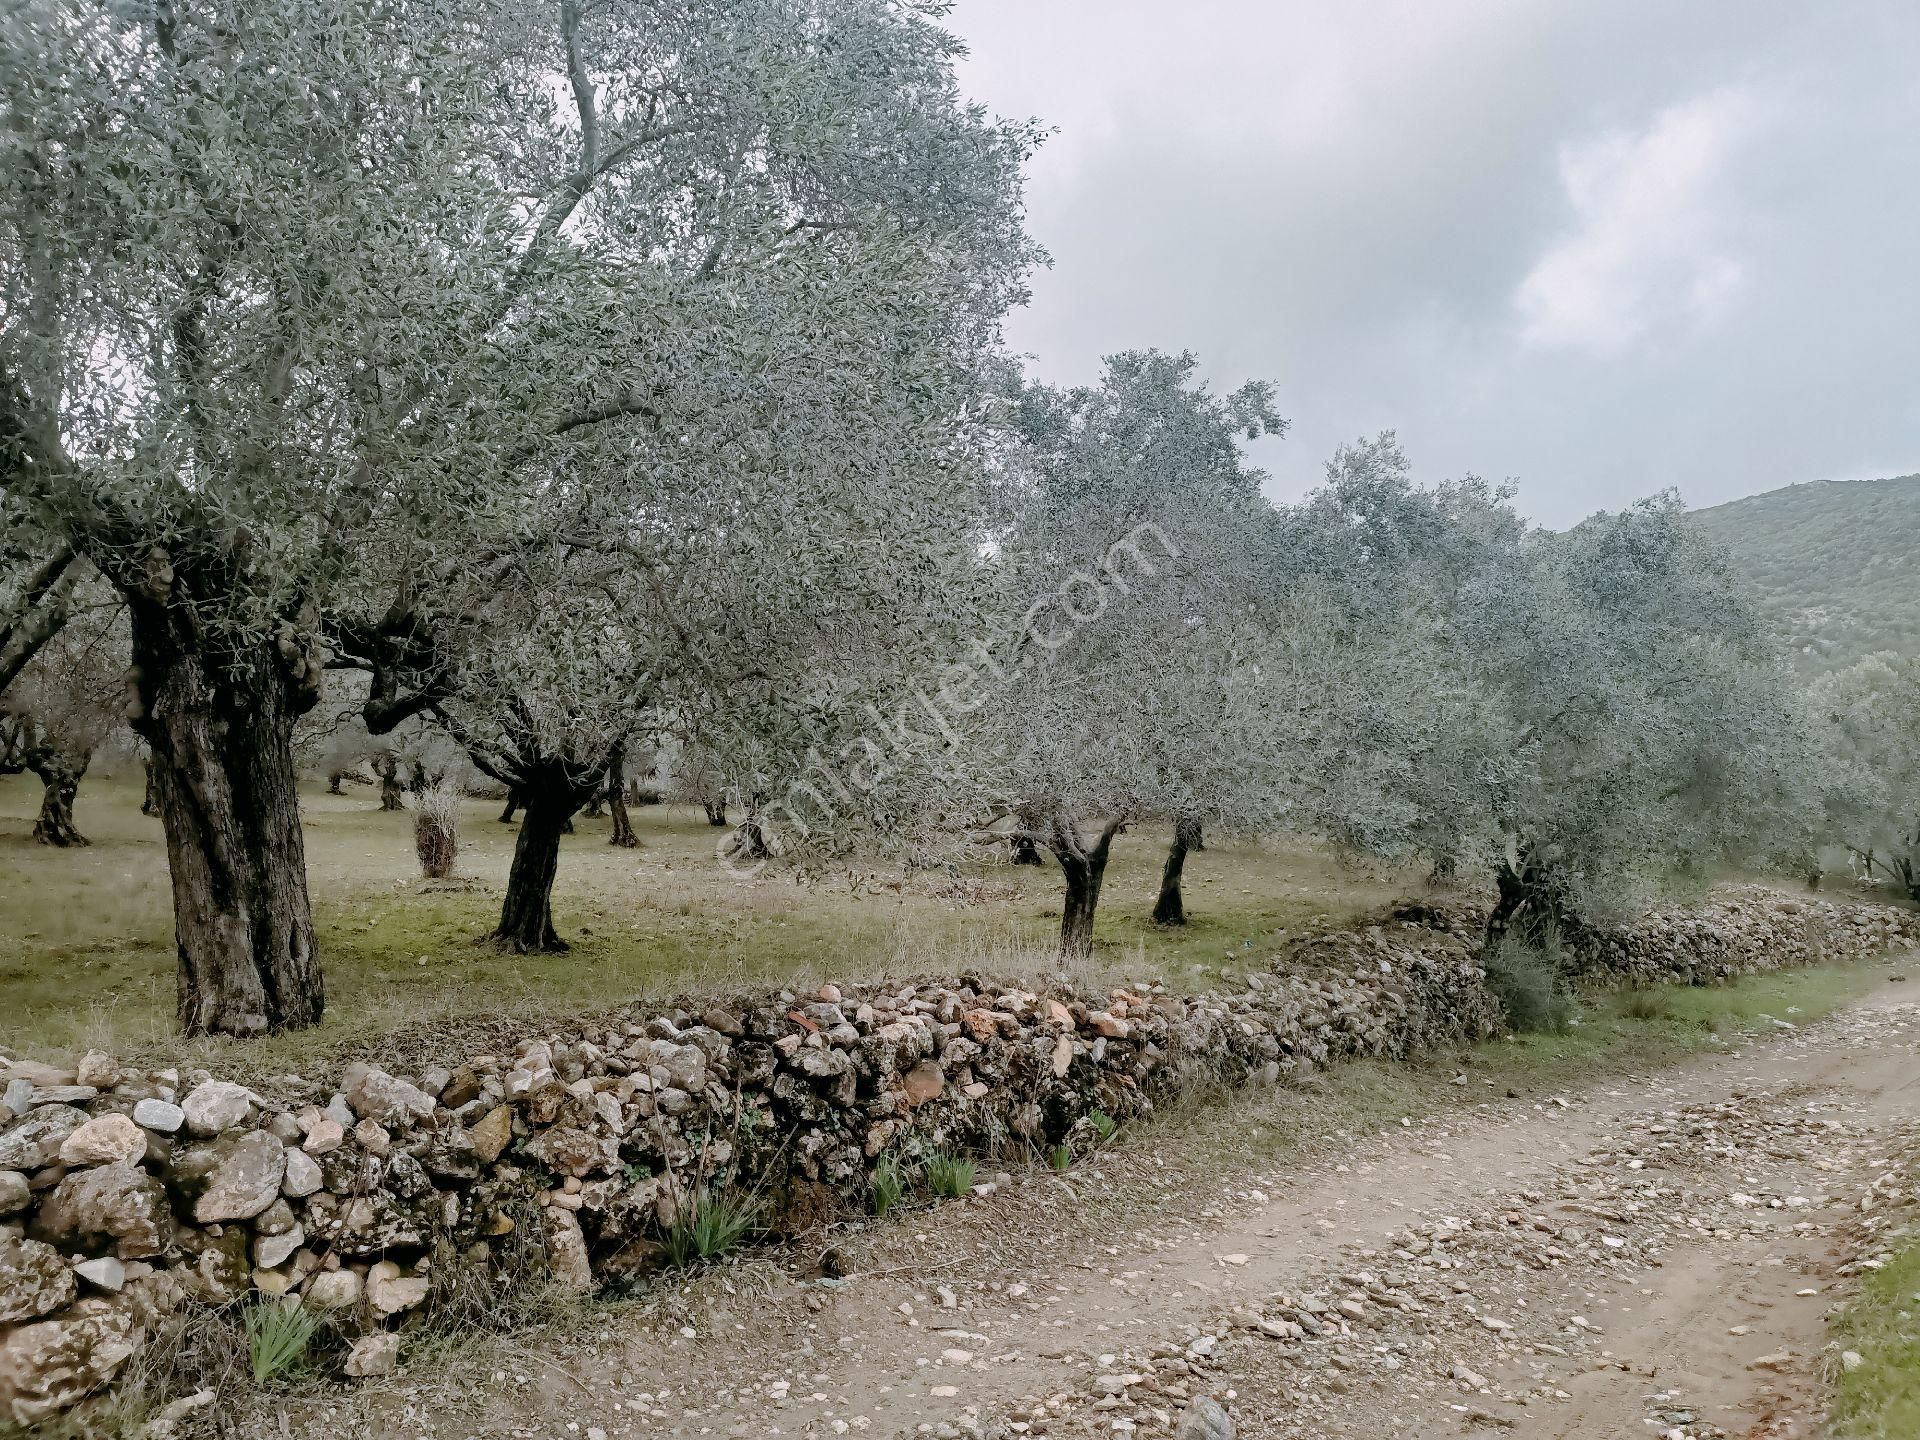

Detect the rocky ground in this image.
[242,974,1920,1440]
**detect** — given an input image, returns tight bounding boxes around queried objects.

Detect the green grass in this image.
[925,1153,976,1199]
[869,1154,908,1219]
[0,771,1416,1065]
[1466,964,1881,1085]
[1830,1231,1920,1438]
[1483,929,1577,1033]
[662,1188,760,1268]
[243,1298,320,1386]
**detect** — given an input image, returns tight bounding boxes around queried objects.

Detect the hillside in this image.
[1693,474,1920,672]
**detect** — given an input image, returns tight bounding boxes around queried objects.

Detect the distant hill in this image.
[1692,475,1920,673]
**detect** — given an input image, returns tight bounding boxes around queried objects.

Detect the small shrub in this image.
[1050,1143,1072,1172]
[1621,989,1670,1021]
[870,1154,907,1219]
[926,1153,975,1199]
[1088,1110,1117,1144]
[412,784,462,879]
[1483,931,1576,1034]
[664,1186,759,1267]
[244,1297,319,1386]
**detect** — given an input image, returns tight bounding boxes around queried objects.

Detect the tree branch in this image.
[0,544,80,695]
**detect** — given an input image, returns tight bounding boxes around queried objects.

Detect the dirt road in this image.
[311,979,1920,1440]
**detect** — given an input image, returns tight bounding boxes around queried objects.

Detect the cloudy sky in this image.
[947,0,1920,525]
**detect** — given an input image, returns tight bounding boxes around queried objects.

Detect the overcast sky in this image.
[947,0,1920,526]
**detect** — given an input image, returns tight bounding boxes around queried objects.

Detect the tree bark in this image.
[1151,816,1202,926]
[29,750,90,847]
[702,799,728,827]
[499,787,522,823]
[725,805,773,859]
[0,544,79,696]
[1048,814,1127,958]
[605,740,637,847]
[1483,844,1580,953]
[140,756,160,816]
[1009,834,1044,865]
[487,776,579,952]
[1484,858,1527,951]
[374,755,405,811]
[127,598,324,1037]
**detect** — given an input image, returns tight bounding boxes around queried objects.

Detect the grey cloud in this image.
[951,0,1920,524]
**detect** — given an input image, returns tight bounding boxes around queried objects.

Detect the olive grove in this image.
[0,0,1851,1037]
[1,0,1037,1027]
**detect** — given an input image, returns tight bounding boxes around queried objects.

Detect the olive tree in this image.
[973,351,1302,953]
[1810,652,1920,901]
[2,0,1036,1027]
[1433,482,1802,944]
[0,574,123,846]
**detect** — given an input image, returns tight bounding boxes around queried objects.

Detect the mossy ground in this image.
[0,772,1414,1067]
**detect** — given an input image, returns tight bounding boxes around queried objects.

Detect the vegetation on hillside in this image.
[1693,476,1920,673]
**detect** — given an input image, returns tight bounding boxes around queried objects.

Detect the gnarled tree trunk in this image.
[487,767,589,952]
[702,798,728,827]
[727,812,773,860]
[498,787,522,823]
[605,742,638,848]
[30,750,89,847]
[140,757,160,815]
[1047,814,1127,958]
[1151,815,1203,925]
[127,597,324,1037]
[1484,843,1583,954]
[374,755,405,811]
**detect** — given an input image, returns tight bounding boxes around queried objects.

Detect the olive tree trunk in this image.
[605,743,638,848]
[375,756,405,811]
[30,752,89,847]
[498,787,522,823]
[128,598,324,1037]
[487,775,585,952]
[702,798,728,827]
[1045,814,1128,959]
[1150,815,1203,926]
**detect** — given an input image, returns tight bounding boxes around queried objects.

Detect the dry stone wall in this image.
[0,886,1913,1422]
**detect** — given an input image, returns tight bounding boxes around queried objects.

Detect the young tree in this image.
[2,0,1036,1027]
